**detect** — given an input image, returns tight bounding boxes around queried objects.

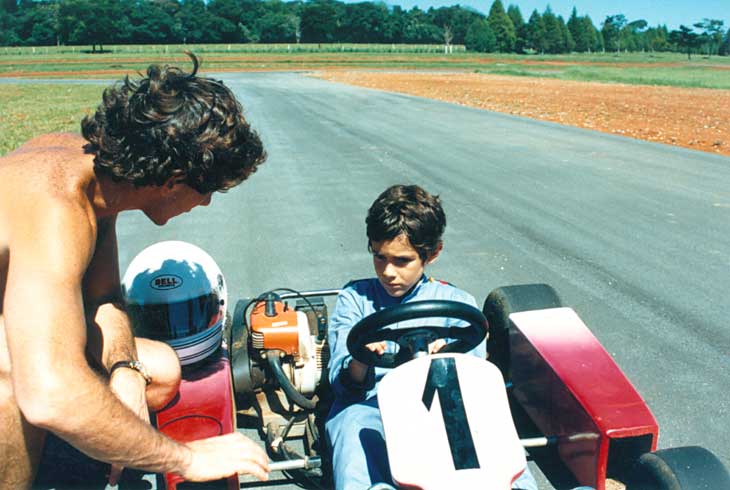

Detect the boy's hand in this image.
[348,341,387,383]
[428,339,447,354]
[366,341,388,355]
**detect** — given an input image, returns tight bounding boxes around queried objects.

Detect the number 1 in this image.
[421,357,480,470]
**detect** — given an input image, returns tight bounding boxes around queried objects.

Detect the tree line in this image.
[1,0,728,57]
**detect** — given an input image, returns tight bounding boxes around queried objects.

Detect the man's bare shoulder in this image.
[0,133,97,267]
[2,132,87,157]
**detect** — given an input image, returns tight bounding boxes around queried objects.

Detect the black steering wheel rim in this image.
[346,300,488,368]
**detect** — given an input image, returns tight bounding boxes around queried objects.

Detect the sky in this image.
[374,0,729,31]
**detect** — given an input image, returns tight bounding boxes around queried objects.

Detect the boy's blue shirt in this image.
[327,274,487,404]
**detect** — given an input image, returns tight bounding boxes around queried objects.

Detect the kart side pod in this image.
[509,307,658,490]
[155,350,239,490]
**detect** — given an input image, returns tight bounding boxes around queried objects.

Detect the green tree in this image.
[588,17,604,52]
[567,7,587,52]
[14,1,58,45]
[207,0,242,26]
[384,5,407,43]
[465,18,496,52]
[429,5,482,46]
[125,0,179,44]
[602,14,627,52]
[237,0,268,42]
[58,0,122,52]
[338,2,389,43]
[176,0,210,44]
[1,0,17,13]
[622,19,647,52]
[300,0,339,43]
[541,6,563,53]
[720,29,730,56]
[0,9,20,45]
[694,19,725,56]
[207,0,261,42]
[644,25,670,52]
[258,12,299,43]
[507,4,526,53]
[558,15,573,52]
[669,24,701,59]
[403,7,441,43]
[525,9,545,53]
[487,0,515,52]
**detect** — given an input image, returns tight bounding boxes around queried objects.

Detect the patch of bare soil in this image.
[315,71,730,157]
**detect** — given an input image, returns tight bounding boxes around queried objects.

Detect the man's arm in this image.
[82,216,138,372]
[82,215,154,484]
[4,202,267,480]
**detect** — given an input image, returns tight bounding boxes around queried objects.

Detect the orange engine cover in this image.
[250,300,300,355]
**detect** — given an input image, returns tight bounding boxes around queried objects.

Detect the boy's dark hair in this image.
[81,53,266,194]
[366,184,446,261]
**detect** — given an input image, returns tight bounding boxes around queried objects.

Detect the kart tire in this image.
[628,446,730,490]
[482,283,562,383]
[231,298,258,405]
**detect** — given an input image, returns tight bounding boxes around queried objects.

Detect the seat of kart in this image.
[378,353,526,490]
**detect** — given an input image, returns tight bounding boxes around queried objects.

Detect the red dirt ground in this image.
[315,71,730,157]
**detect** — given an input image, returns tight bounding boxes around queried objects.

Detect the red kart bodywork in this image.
[509,307,658,490]
[155,349,238,490]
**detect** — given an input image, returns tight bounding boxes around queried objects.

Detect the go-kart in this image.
[225,284,730,490]
[36,284,730,490]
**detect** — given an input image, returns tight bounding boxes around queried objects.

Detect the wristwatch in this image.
[110,360,152,385]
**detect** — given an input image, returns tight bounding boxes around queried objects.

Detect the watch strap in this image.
[110,360,152,385]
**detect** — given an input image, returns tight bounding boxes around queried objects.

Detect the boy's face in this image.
[371,233,437,298]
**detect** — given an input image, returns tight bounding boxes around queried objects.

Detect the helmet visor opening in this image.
[127,294,222,341]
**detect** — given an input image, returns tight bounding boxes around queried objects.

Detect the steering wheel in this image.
[346,300,488,368]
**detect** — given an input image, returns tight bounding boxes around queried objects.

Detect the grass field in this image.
[0,84,103,155]
[1,44,729,89]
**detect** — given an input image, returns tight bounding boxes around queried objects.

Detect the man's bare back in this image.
[0,133,97,306]
[0,55,270,488]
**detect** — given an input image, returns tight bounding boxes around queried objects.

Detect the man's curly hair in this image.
[82,53,266,194]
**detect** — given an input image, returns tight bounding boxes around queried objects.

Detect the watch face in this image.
[113,360,152,384]
[132,361,152,383]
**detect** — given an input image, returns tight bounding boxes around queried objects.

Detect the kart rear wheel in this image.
[627,446,730,490]
[482,283,562,383]
[231,298,260,406]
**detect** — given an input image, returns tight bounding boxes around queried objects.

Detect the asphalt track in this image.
[9,72,728,488]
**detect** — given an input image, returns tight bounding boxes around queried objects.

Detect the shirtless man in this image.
[0,54,270,487]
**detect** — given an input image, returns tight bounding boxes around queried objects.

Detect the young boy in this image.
[325,184,537,490]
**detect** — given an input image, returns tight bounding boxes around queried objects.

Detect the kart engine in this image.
[250,298,325,397]
[231,292,329,411]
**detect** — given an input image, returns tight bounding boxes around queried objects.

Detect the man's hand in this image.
[181,432,270,482]
[108,367,150,485]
